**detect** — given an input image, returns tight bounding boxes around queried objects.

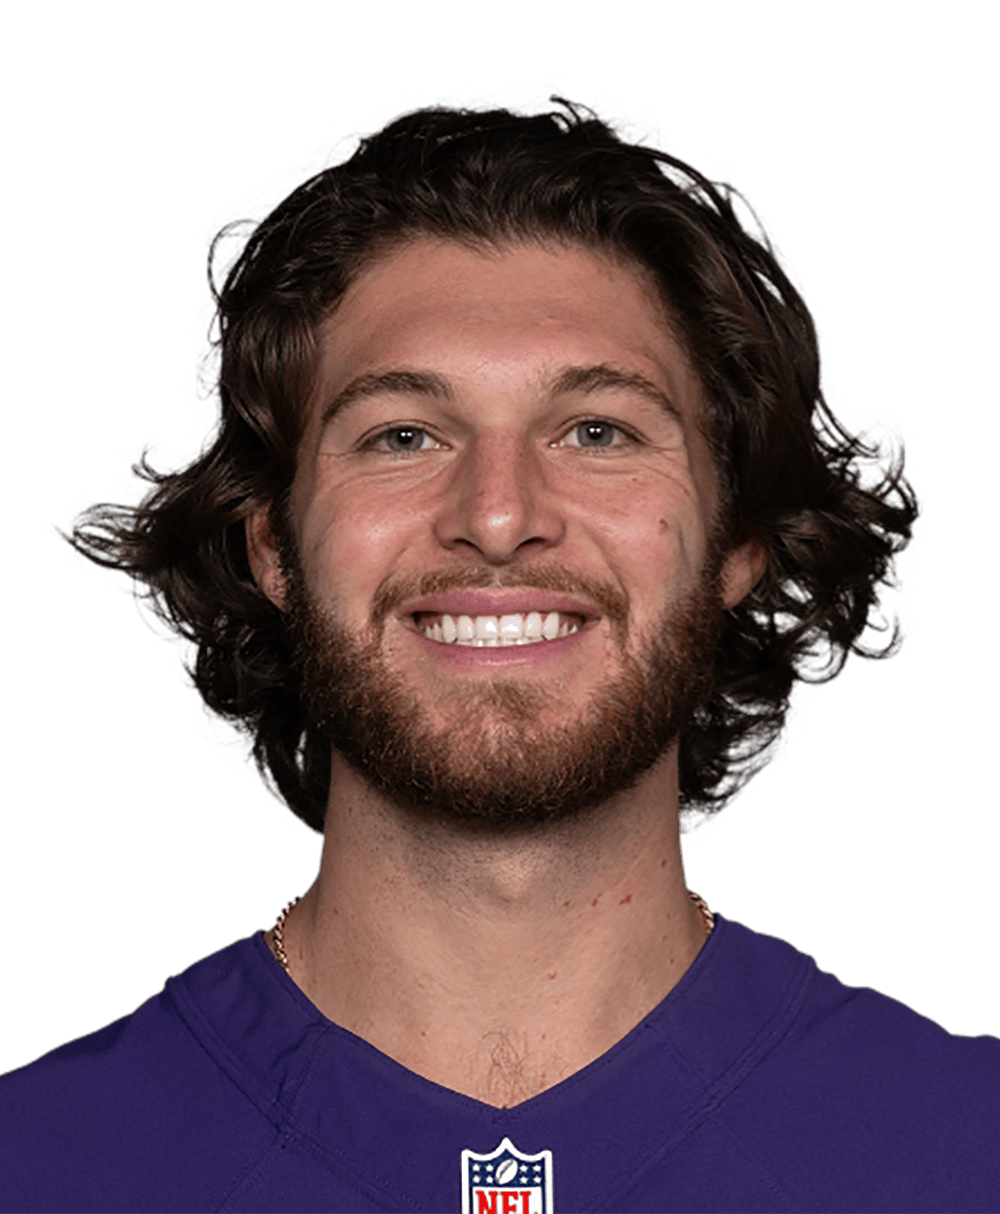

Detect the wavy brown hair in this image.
[72,102,917,831]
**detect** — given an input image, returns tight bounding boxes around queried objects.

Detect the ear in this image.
[246,506,289,611]
[720,535,766,610]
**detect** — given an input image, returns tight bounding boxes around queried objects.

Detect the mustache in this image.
[370,565,630,631]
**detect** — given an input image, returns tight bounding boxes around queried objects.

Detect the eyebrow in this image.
[321,370,452,426]
[550,364,681,419]
[320,362,680,425]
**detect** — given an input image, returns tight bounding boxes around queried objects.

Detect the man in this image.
[2,103,996,1213]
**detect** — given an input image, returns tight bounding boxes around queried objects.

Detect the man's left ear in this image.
[720,536,767,610]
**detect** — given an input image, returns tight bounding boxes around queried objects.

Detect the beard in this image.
[283,554,724,831]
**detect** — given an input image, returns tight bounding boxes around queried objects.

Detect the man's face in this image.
[256,239,758,825]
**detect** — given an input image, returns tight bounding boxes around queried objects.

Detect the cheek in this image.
[295,481,422,613]
[577,477,712,604]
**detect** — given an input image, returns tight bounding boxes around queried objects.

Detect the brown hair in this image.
[72,102,917,830]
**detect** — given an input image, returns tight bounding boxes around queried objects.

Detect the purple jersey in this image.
[2,915,998,1212]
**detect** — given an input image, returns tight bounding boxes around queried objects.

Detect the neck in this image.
[275,750,707,1107]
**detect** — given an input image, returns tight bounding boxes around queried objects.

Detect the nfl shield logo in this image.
[461,1137,554,1214]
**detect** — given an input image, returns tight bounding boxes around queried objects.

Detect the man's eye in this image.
[374,427,435,453]
[565,420,626,449]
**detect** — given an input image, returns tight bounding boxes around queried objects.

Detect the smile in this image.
[416,611,582,647]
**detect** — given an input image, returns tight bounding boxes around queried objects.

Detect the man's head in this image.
[73,102,916,831]
[245,238,758,827]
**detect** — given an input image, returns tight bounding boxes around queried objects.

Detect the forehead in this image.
[309,238,705,420]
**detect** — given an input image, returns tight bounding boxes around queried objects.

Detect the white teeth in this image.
[457,614,475,641]
[419,611,581,646]
[475,615,499,641]
[499,613,522,641]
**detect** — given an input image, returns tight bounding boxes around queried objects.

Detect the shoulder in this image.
[0,936,281,1213]
[759,922,1000,1112]
[695,918,1000,1210]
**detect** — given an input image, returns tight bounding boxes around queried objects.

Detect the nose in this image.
[433,432,566,563]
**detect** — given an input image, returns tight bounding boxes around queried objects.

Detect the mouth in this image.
[414,610,584,647]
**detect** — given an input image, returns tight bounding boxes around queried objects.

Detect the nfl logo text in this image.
[461,1137,554,1214]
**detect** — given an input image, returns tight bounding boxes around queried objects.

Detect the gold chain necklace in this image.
[271,890,714,978]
